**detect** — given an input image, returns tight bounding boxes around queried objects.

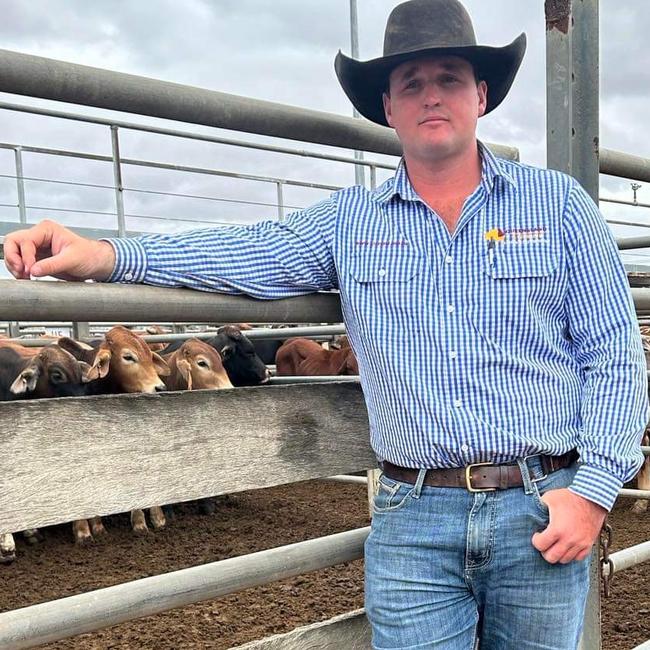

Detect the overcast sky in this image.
[0,0,649,282]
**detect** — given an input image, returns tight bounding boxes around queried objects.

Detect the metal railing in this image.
[2,9,650,646]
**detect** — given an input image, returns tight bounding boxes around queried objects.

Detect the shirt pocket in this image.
[484,244,559,280]
[349,252,424,283]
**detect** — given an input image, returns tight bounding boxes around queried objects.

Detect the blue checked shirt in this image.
[106,143,648,511]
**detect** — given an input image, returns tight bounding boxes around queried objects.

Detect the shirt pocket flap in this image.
[349,253,423,283]
[486,245,558,279]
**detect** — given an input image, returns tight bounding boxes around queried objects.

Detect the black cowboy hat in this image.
[335,0,526,127]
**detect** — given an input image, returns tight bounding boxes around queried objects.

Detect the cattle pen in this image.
[1,1,650,648]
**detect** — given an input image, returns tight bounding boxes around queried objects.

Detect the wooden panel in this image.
[0,383,373,533]
[231,609,370,650]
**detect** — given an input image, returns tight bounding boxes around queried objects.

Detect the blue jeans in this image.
[365,458,590,650]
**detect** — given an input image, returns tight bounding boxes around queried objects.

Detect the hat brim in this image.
[334,33,526,127]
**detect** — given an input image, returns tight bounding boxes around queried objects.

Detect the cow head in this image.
[209,326,270,386]
[168,339,233,391]
[59,326,169,393]
[10,346,94,398]
[98,326,170,393]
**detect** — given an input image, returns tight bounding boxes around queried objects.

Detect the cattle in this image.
[161,325,270,386]
[57,326,171,542]
[275,337,359,376]
[58,325,169,396]
[162,338,232,391]
[0,345,95,401]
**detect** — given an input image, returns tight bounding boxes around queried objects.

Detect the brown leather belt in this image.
[381,451,578,492]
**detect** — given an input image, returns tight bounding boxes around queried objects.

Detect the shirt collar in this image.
[373,140,517,205]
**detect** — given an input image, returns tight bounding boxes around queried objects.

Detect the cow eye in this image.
[197,359,209,369]
[50,370,66,383]
[122,353,137,363]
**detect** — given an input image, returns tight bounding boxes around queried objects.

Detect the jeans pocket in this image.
[373,473,414,514]
[531,464,578,515]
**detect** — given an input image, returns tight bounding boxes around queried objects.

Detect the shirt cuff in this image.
[568,463,623,512]
[101,238,148,284]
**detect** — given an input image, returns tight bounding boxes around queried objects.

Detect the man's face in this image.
[383,55,487,165]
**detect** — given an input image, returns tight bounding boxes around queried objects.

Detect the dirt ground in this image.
[0,481,648,650]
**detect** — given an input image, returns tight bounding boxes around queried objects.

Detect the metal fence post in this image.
[14,146,27,224]
[546,1,600,648]
[8,321,20,338]
[72,321,90,340]
[276,180,285,222]
[369,165,377,190]
[110,125,127,237]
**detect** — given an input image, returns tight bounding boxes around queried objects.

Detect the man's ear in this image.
[382,91,394,128]
[477,80,488,118]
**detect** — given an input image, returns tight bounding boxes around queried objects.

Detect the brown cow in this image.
[162,338,232,391]
[58,326,171,543]
[275,337,359,376]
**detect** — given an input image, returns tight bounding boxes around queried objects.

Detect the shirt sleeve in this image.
[101,195,339,298]
[563,181,649,511]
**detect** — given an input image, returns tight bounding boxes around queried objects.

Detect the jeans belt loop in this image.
[516,457,535,495]
[412,468,428,499]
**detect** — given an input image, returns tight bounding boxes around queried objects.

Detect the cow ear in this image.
[219,345,233,359]
[57,337,85,356]
[90,348,112,379]
[78,361,96,383]
[10,365,40,395]
[152,352,171,377]
[177,358,192,390]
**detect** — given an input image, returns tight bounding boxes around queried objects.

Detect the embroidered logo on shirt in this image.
[484,227,546,245]
[484,228,505,243]
[355,240,409,247]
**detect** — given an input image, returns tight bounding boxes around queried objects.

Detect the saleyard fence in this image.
[1,1,650,648]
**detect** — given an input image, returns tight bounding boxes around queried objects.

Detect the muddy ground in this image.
[0,481,648,649]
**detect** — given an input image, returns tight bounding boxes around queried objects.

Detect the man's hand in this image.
[3,220,116,282]
[532,488,607,564]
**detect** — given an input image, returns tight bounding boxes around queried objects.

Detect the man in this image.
[3,0,647,648]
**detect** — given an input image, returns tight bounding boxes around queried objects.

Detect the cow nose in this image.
[155,383,167,392]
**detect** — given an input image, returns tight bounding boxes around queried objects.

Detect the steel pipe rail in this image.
[605,540,650,576]
[269,375,359,384]
[0,280,342,323]
[323,475,368,484]
[0,526,370,650]
[618,489,650,500]
[6,324,348,347]
[600,149,650,183]
[0,49,518,161]
[0,100,397,171]
[617,236,650,251]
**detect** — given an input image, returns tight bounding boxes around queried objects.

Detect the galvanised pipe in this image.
[0,526,370,649]
[0,280,342,323]
[605,539,650,575]
[0,49,519,162]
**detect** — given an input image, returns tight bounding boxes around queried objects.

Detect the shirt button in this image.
[461,444,469,452]
[454,399,462,408]
[445,255,453,264]
[447,304,455,314]
[450,351,457,359]
[378,268,386,277]
[124,272,133,281]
